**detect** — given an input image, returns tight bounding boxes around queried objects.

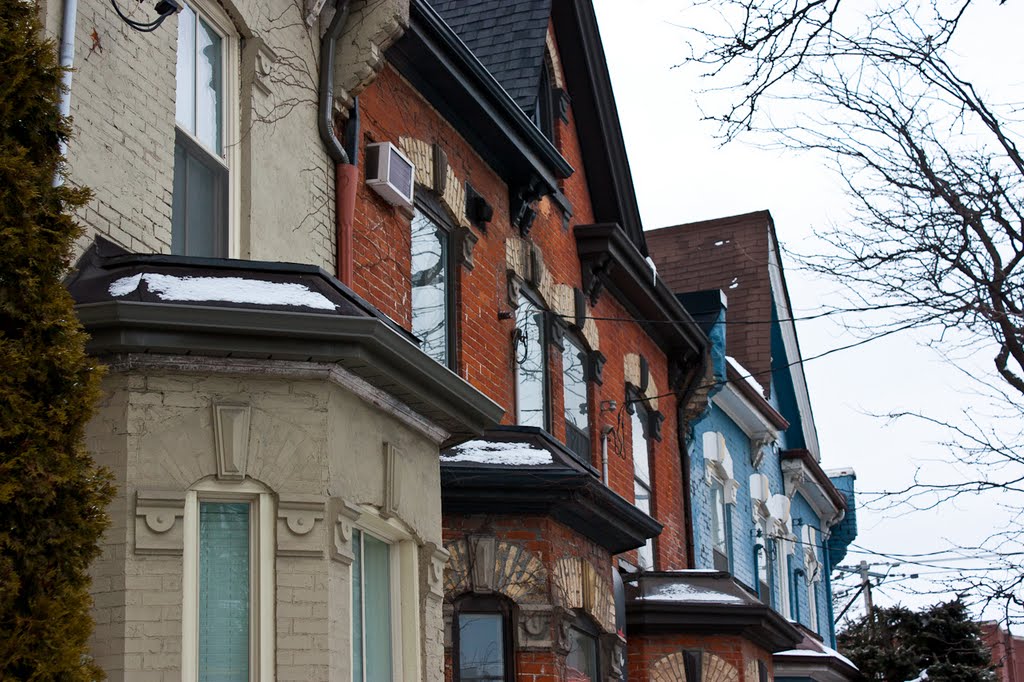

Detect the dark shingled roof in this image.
[429,0,551,114]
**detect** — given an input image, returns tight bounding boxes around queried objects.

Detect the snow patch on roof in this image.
[442,440,553,466]
[775,643,858,670]
[108,273,337,310]
[726,355,766,397]
[639,582,745,604]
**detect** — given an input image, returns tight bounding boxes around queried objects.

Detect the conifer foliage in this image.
[0,0,114,678]
[838,601,996,682]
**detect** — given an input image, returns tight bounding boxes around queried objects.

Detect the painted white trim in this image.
[711,383,780,446]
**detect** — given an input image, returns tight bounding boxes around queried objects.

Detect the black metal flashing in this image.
[626,571,803,652]
[388,0,572,198]
[441,426,663,554]
[552,0,646,254]
[67,239,504,442]
[575,223,707,363]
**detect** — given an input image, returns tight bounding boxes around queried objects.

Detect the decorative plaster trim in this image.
[327,497,363,565]
[277,495,326,557]
[212,403,251,481]
[134,490,186,555]
[382,442,401,519]
[425,543,448,602]
[518,604,556,650]
[104,355,450,444]
[703,431,739,504]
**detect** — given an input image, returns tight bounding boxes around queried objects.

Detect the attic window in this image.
[532,57,555,142]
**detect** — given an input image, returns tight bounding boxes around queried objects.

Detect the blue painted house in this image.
[648,211,860,682]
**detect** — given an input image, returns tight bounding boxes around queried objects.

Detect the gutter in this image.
[55,0,79,184]
[317,0,358,286]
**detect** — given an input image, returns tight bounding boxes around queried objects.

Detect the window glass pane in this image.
[353,530,391,682]
[195,16,223,155]
[411,211,448,365]
[631,409,649,485]
[458,613,505,681]
[515,299,546,428]
[198,502,249,682]
[173,135,228,257]
[758,524,770,584]
[566,627,598,681]
[562,339,588,431]
[176,6,196,132]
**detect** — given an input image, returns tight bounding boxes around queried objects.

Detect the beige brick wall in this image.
[86,357,446,680]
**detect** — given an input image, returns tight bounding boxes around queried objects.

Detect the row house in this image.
[646,213,860,682]
[44,0,859,677]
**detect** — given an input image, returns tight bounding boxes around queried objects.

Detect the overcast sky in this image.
[592,0,1024,624]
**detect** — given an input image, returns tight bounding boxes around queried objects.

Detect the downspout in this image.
[824,541,838,648]
[318,0,357,285]
[55,0,79,184]
[600,425,613,484]
[676,351,708,568]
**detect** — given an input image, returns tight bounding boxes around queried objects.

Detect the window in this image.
[453,596,515,682]
[174,2,236,257]
[756,522,771,604]
[631,400,654,569]
[776,538,791,619]
[182,480,274,682]
[566,619,600,682]
[532,59,555,142]
[562,336,590,462]
[352,528,393,681]
[410,206,452,365]
[710,479,731,571]
[515,296,548,429]
[348,511,420,682]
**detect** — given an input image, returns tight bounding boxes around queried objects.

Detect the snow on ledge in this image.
[109,273,337,310]
[726,355,766,397]
[638,582,745,604]
[442,440,553,466]
[775,645,857,670]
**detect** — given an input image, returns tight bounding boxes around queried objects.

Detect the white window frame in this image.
[182,479,275,682]
[775,536,792,620]
[350,510,422,682]
[174,0,241,258]
[630,401,654,569]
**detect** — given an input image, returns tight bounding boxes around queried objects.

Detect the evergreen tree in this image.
[0,0,114,678]
[838,601,996,682]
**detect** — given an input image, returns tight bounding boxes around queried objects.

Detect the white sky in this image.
[592,0,1024,624]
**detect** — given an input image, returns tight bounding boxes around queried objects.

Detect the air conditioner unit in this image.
[365,142,415,210]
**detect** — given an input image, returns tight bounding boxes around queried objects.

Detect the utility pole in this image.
[858,560,874,619]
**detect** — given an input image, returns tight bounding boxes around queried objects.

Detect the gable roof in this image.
[647,211,774,389]
[429,0,551,114]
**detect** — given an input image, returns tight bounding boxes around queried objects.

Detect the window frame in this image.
[452,594,516,682]
[513,289,550,431]
[182,479,275,682]
[410,193,457,368]
[561,333,592,465]
[173,0,240,258]
[349,510,421,682]
[709,477,732,572]
[756,520,772,604]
